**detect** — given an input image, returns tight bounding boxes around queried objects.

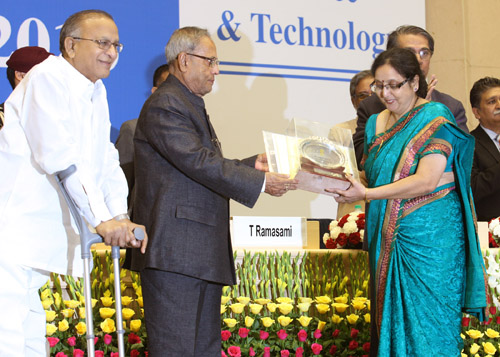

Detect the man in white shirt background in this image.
[0,9,147,356]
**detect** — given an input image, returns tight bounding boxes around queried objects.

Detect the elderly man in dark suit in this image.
[470,77,500,221]
[353,25,469,167]
[129,26,296,356]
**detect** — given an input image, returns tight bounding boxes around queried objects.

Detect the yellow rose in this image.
[277,303,294,315]
[99,307,116,319]
[53,292,62,309]
[334,296,348,304]
[331,314,344,324]
[332,303,349,313]
[470,343,480,354]
[122,308,135,320]
[41,299,53,310]
[64,300,80,309]
[347,314,359,325]
[221,295,231,305]
[351,300,366,310]
[364,313,371,323]
[316,303,330,314]
[245,316,255,328]
[236,296,250,305]
[76,322,87,335]
[136,297,143,308]
[261,317,275,328]
[315,295,332,304]
[40,289,51,301]
[297,315,313,327]
[466,330,484,339]
[486,328,500,338]
[61,309,75,318]
[100,318,116,333]
[130,319,142,332]
[229,303,245,314]
[46,323,57,336]
[299,297,313,304]
[249,303,263,314]
[78,307,86,319]
[483,342,496,355]
[220,305,227,314]
[45,310,56,322]
[121,296,133,306]
[317,320,326,331]
[58,319,69,332]
[100,296,114,307]
[276,297,293,304]
[223,318,237,328]
[297,302,311,312]
[254,298,271,305]
[352,296,368,303]
[266,303,277,313]
[278,315,293,327]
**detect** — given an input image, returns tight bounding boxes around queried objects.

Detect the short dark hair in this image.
[470,77,500,109]
[59,10,114,56]
[387,25,434,54]
[152,64,169,87]
[349,70,373,97]
[6,67,15,89]
[371,47,428,98]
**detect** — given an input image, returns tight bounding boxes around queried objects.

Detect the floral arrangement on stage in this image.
[489,217,500,248]
[322,209,365,249]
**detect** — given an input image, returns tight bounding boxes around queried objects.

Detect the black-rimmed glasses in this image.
[370,79,409,93]
[186,53,220,68]
[72,37,124,53]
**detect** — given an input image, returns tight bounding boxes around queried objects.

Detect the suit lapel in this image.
[474,126,500,162]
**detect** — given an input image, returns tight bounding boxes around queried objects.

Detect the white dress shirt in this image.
[480,125,500,152]
[0,55,128,276]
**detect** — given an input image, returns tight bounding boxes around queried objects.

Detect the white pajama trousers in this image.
[0,259,50,356]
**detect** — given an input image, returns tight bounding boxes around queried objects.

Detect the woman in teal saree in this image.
[331,48,487,356]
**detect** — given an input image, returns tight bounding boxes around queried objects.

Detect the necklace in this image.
[385,96,419,132]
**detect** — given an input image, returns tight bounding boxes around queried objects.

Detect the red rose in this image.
[55,353,68,357]
[485,317,493,325]
[238,327,249,338]
[249,347,256,356]
[260,330,269,340]
[338,215,349,227]
[280,350,290,357]
[264,347,271,357]
[73,350,84,357]
[104,334,112,345]
[313,329,322,339]
[295,347,304,357]
[47,337,60,348]
[222,351,228,357]
[461,316,470,327]
[111,353,119,357]
[311,343,323,355]
[329,345,337,355]
[221,330,232,341]
[228,346,242,357]
[496,315,500,324]
[332,329,340,337]
[325,238,337,249]
[337,233,348,246]
[348,340,359,350]
[95,351,104,357]
[490,306,497,315]
[348,232,361,245]
[277,329,288,340]
[130,351,140,357]
[128,332,141,344]
[297,329,307,342]
[363,342,371,352]
[350,328,359,338]
[67,336,76,347]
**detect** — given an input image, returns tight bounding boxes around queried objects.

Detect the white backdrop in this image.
[180,0,425,219]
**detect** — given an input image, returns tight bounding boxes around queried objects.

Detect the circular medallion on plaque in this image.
[299,137,345,169]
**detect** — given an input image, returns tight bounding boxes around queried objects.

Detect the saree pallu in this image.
[363,102,487,356]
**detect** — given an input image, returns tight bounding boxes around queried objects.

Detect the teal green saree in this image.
[363,101,487,356]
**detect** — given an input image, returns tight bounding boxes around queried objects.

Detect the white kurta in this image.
[0,55,128,276]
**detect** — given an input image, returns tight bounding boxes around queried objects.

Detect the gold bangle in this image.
[364,188,370,203]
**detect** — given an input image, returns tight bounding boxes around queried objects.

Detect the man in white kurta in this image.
[0,10,147,356]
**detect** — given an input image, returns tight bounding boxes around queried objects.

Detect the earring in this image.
[414,87,418,92]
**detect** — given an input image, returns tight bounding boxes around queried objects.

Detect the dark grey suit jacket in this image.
[115,118,138,207]
[352,89,469,167]
[129,75,264,285]
[471,125,500,221]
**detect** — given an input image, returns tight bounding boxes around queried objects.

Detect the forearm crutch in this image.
[56,165,144,357]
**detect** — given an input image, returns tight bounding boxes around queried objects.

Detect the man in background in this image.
[115,63,169,206]
[352,25,469,167]
[0,10,146,355]
[469,77,500,221]
[130,26,295,356]
[0,46,52,129]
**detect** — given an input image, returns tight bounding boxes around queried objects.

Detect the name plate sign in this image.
[231,216,307,249]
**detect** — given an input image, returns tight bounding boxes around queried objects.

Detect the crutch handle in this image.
[133,227,145,241]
